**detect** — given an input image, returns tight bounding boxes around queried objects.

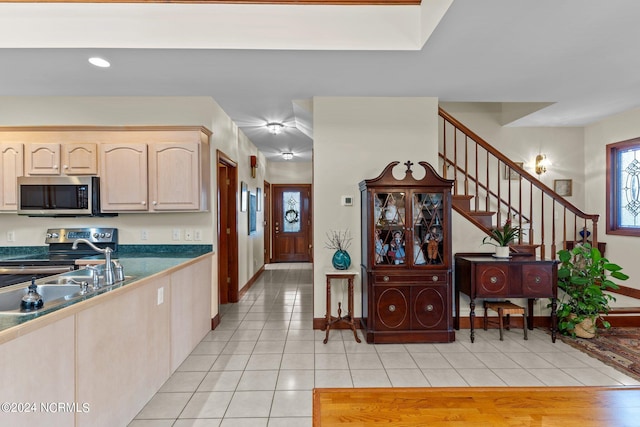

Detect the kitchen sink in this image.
[0,284,83,314]
[0,276,136,316]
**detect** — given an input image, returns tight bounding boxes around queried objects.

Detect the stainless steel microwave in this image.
[17,176,115,217]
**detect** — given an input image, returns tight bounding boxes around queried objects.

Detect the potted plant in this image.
[554,243,629,338]
[482,219,521,258]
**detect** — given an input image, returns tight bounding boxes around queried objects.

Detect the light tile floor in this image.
[130,263,640,426]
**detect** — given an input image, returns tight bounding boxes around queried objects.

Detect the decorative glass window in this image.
[607,138,640,236]
[283,191,301,233]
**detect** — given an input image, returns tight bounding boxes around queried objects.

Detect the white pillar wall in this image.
[312,96,440,320]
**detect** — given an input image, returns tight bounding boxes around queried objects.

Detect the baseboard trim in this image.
[239,265,265,300]
[211,313,220,330]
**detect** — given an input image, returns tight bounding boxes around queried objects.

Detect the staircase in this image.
[438,107,599,260]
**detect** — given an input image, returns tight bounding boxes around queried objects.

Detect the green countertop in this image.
[0,248,212,333]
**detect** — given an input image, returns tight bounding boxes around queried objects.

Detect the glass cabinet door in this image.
[373,191,406,265]
[412,192,444,266]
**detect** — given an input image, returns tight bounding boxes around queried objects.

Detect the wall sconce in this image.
[267,122,284,135]
[535,154,549,175]
[282,152,293,161]
[250,155,258,178]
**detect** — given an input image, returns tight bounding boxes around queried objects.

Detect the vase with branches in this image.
[325,229,352,270]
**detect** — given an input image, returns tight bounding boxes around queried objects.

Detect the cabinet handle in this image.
[153,201,157,205]
[383,276,389,282]
[63,165,68,169]
[424,304,434,312]
[534,276,541,283]
[53,165,58,169]
[490,276,498,284]
[141,201,146,205]
[432,275,438,282]
[388,304,396,312]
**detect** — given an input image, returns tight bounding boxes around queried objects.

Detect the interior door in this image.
[217,151,239,303]
[272,184,312,262]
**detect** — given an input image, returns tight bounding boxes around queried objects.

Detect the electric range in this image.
[0,227,118,288]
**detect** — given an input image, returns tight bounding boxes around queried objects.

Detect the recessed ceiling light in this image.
[88,57,110,68]
[282,152,294,160]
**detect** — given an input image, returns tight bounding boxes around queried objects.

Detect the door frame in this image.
[216,150,239,303]
[263,180,272,263]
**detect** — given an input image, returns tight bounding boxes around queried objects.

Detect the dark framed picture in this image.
[249,193,257,234]
[241,181,248,212]
[503,162,524,180]
[256,187,262,212]
[554,179,572,197]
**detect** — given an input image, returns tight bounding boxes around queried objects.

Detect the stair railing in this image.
[439,107,599,260]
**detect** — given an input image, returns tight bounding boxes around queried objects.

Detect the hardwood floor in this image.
[313,386,640,426]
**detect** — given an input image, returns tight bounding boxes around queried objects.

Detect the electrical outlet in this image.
[194,229,202,241]
[157,287,164,305]
[141,230,148,241]
[172,229,181,241]
[7,231,15,242]
[184,229,193,241]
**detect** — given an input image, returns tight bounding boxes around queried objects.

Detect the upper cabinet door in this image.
[100,143,148,212]
[0,143,24,211]
[148,142,200,211]
[25,143,60,175]
[62,143,98,175]
[373,190,407,266]
[411,191,445,267]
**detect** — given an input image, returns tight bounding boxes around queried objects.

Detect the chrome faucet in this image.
[72,239,115,286]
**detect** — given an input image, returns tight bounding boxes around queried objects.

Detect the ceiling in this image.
[2,1,640,162]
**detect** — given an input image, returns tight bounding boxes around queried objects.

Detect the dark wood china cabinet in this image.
[359,161,455,343]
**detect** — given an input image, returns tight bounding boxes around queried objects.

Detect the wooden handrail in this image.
[439,107,600,258]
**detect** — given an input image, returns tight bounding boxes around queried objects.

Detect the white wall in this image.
[267,161,312,184]
[585,107,640,303]
[313,96,439,319]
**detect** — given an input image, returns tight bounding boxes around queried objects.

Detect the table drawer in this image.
[375,272,448,285]
[522,264,553,296]
[476,265,509,296]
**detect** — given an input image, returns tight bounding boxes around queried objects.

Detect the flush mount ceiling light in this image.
[88,57,111,68]
[282,152,293,161]
[266,122,285,135]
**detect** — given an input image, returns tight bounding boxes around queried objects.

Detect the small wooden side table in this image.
[323,270,361,344]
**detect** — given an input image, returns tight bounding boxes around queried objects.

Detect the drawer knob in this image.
[535,276,541,283]
[383,276,389,282]
[432,275,438,282]
[490,276,498,284]
[388,304,396,312]
[425,304,434,312]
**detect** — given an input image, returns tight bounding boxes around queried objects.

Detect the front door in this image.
[272,184,312,262]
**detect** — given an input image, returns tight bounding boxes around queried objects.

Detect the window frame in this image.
[606,137,640,236]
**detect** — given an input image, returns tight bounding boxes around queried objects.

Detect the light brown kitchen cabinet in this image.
[99,143,149,211]
[0,142,24,211]
[62,143,98,175]
[149,142,201,211]
[26,142,97,176]
[100,129,209,212]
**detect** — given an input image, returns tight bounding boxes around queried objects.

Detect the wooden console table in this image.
[454,254,558,343]
[323,270,361,344]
